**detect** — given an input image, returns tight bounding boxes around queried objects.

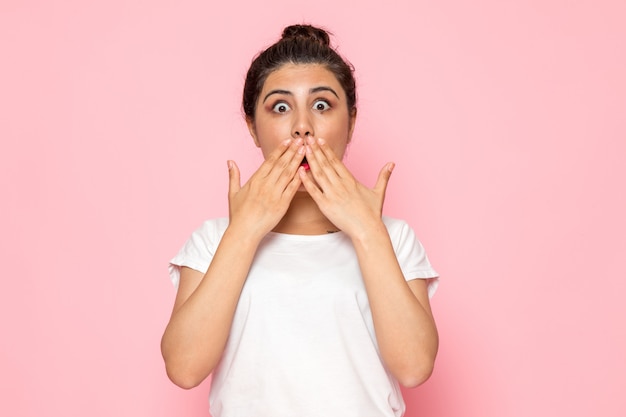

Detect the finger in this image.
[282,168,303,200]
[257,138,294,177]
[316,137,350,178]
[264,138,304,182]
[299,166,324,201]
[227,160,241,198]
[374,162,395,195]
[274,138,305,186]
[304,136,336,189]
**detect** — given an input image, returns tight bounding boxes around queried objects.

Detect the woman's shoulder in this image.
[192,217,229,239]
[381,216,411,234]
[181,217,229,246]
[381,216,423,249]
[199,217,229,231]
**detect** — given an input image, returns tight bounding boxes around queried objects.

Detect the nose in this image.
[291,109,314,138]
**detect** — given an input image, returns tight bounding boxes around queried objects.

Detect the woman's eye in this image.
[313,100,330,111]
[272,102,291,113]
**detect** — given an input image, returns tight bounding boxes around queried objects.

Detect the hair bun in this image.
[281,24,331,46]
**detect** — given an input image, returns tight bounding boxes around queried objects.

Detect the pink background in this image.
[2,1,625,416]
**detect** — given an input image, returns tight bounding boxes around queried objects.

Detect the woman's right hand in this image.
[227,138,304,240]
[162,141,303,387]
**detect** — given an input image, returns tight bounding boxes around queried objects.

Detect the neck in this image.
[272,192,339,235]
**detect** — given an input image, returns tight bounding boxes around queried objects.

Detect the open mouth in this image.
[300,156,310,171]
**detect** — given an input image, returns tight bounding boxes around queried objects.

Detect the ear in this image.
[246,117,261,148]
[347,108,357,144]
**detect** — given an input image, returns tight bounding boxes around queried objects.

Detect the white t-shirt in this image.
[169,216,439,417]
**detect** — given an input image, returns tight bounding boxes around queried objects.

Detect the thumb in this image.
[374,162,394,195]
[227,160,241,198]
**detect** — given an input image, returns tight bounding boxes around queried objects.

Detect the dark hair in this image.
[242,24,356,121]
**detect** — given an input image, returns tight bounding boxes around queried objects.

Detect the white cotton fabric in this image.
[169,216,439,417]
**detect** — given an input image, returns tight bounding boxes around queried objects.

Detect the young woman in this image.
[161,24,440,417]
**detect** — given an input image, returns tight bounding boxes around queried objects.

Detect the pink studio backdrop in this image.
[1,1,625,416]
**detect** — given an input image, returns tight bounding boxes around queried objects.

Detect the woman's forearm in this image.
[161,226,261,389]
[350,220,438,388]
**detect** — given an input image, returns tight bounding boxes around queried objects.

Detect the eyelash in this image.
[270,99,332,114]
[271,101,290,113]
[312,99,331,111]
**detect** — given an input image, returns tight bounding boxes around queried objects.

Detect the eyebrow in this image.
[262,86,340,103]
[310,86,340,99]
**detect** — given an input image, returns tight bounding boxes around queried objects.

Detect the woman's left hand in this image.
[300,137,438,387]
[299,136,394,238]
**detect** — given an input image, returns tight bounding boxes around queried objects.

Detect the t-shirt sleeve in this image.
[168,219,227,289]
[384,217,440,298]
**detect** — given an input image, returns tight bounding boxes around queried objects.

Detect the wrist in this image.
[347,217,388,245]
[223,221,266,248]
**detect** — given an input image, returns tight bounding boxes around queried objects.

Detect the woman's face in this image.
[247,63,356,162]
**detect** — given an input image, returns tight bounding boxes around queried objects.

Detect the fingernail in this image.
[295,138,303,145]
[317,138,325,145]
[388,162,395,172]
[298,145,305,154]
[307,136,315,145]
[282,138,292,145]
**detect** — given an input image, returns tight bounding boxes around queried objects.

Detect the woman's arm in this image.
[161,229,261,389]
[161,138,305,389]
[350,224,438,388]
[300,136,438,387]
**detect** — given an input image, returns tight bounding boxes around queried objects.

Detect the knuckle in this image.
[265,154,278,165]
